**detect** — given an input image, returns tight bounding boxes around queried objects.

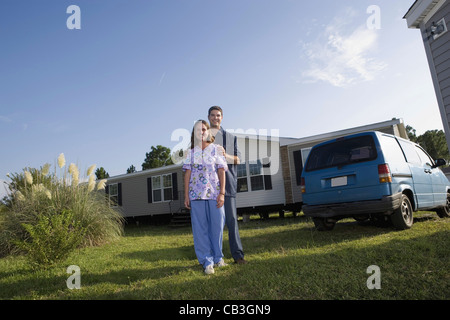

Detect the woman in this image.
[183,120,228,274]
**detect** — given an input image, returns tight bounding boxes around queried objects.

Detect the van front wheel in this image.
[436,194,450,218]
[391,194,413,230]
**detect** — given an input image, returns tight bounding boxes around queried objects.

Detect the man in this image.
[208,106,247,264]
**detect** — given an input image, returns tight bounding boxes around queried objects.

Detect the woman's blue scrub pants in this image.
[190,200,225,268]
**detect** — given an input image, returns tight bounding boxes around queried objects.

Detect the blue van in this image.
[301,131,450,231]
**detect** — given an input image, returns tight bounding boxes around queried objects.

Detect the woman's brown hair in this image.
[190,120,215,149]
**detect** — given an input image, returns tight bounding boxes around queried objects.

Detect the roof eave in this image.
[404,0,444,28]
[282,118,404,148]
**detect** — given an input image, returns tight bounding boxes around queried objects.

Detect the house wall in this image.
[280,145,292,204]
[107,166,185,218]
[106,134,287,217]
[419,1,450,150]
[234,135,286,210]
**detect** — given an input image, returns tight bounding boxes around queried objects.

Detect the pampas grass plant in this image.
[0,153,124,266]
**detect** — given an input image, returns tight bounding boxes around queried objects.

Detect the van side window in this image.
[380,135,406,163]
[415,146,434,167]
[398,140,421,165]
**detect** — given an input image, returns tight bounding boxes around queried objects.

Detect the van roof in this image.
[310,131,412,150]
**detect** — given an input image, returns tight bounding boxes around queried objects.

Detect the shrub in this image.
[14,209,86,268]
[0,153,124,265]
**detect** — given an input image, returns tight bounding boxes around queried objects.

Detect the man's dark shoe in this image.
[235,258,248,264]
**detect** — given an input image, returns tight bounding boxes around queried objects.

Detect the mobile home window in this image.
[301,148,312,167]
[152,176,162,202]
[163,174,173,201]
[293,147,311,186]
[108,183,118,207]
[152,174,173,202]
[237,162,248,192]
[249,160,264,191]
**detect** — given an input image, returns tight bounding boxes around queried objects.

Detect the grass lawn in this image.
[0,212,449,300]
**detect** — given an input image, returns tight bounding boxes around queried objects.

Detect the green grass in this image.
[0,212,449,300]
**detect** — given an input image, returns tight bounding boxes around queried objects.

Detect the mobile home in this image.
[105,118,408,220]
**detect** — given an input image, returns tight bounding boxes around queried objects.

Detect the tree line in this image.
[95,145,174,179]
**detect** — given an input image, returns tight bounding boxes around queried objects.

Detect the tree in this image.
[406,126,449,161]
[406,125,418,143]
[417,129,449,160]
[126,165,136,174]
[95,167,109,180]
[142,145,174,170]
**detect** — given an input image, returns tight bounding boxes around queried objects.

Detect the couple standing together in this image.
[183,106,247,274]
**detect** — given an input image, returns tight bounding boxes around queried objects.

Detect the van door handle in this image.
[424,169,432,174]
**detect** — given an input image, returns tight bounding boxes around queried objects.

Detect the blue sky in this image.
[0,0,444,198]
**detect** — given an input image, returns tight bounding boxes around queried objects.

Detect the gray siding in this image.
[106,135,287,217]
[234,135,286,209]
[107,166,185,217]
[421,1,450,149]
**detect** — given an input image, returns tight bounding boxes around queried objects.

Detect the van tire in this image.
[391,194,413,230]
[436,194,450,218]
[312,218,336,231]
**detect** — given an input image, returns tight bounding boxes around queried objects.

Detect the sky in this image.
[0,0,445,199]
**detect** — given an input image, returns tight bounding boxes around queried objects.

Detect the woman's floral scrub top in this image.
[182,144,228,201]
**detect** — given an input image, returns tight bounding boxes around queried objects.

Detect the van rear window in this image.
[305,135,377,172]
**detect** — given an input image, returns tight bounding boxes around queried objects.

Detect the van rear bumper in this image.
[303,192,402,218]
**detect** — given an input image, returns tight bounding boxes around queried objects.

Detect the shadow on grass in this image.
[118,216,394,264]
[0,269,67,299]
[119,245,196,262]
[1,214,447,299]
[78,229,450,300]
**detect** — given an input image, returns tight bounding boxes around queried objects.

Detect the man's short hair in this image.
[208,106,223,116]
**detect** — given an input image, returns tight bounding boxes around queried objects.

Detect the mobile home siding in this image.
[235,135,286,209]
[107,165,185,217]
[419,1,450,150]
[280,146,293,204]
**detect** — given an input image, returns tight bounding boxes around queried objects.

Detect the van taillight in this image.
[301,177,306,193]
[378,164,392,183]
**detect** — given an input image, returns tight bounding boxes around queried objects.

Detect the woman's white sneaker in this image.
[204,265,215,274]
[215,259,228,267]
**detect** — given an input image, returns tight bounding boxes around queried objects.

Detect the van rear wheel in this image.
[312,217,336,231]
[391,194,413,230]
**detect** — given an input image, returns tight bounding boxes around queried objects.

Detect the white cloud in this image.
[301,10,387,87]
